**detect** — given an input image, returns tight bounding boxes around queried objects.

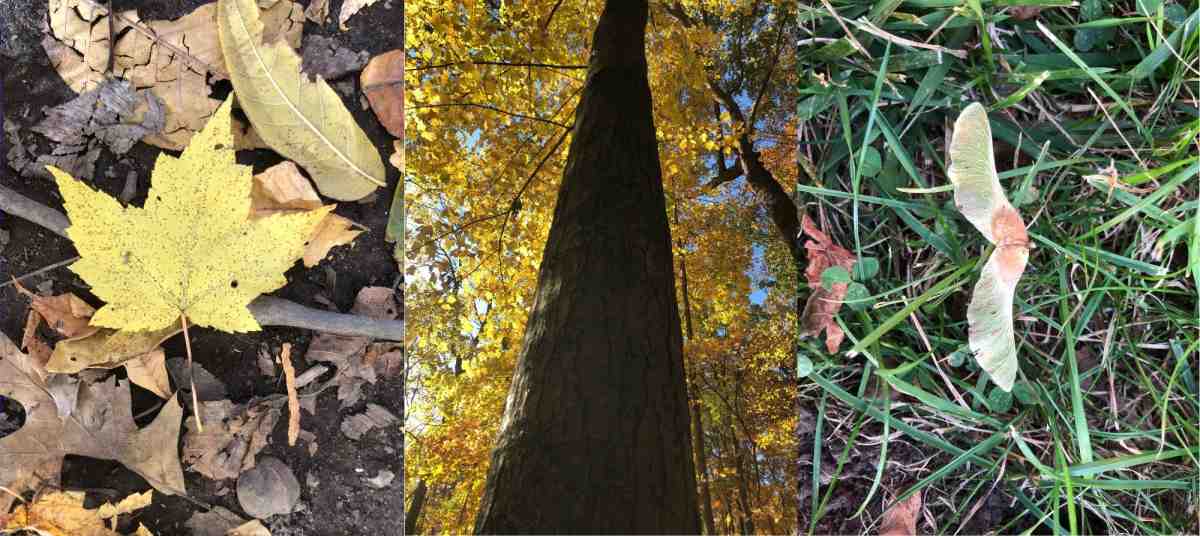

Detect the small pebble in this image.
[364,469,394,489]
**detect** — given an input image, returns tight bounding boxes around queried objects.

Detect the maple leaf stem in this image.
[180,315,203,432]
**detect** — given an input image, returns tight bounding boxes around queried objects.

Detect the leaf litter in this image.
[799,213,858,353]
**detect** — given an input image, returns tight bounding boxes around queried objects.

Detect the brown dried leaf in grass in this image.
[182,397,285,480]
[879,491,922,535]
[799,213,857,353]
[361,49,404,137]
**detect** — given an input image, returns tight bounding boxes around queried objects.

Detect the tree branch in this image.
[407,102,573,129]
[0,185,403,340]
[407,60,588,71]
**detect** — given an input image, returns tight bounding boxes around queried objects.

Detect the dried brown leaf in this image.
[799,213,857,353]
[361,49,404,137]
[879,491,922,535]
[182,397,284,480]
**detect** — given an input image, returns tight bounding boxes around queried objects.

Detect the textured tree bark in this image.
[405,479,427,535]
[473,0,700,532]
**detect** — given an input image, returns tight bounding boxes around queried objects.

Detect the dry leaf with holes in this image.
[799,213,858,353]
[3,490,155,536]
[43,0,303,150]
[0,332,186,507]
[948,103,1030,392]
[48,98,330,333]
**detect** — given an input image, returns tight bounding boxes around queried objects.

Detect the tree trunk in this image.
[405,479,427,535]
[473,0,700,532]
[691,398,718,535]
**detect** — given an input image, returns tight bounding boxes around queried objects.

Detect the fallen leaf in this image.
[363,469,394,489]
[799,213,857,353]
[184,506,246,536]
[236,456,300,518]
[43,0,303,150]
[3,490,153,536]
[340,403,398,440]
[0,332,187,503]
[361,49,404,137]
[124,348,172,399]
[218,0,385,200]
[46,325,180,373]
[13,280,97,339]
[879,491,922,535]
[250,162,322,216]
[300,35,368,81]
[303,0,329,23]
[307,287,400,407]
[280,343,300,446]
[337,0,382,30]
[948,103,1030,392]
[227,520,272,536]
[48,97,331,333]
[21,310,54,375]
[182,397,285,480]
[248,161,364,267]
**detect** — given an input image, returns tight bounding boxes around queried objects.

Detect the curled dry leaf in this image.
[123,348,172,399]
[337,0,382,30]
[227,519,272,536]
[184,506,245,536]
[307,287,401,407]
[43,0,303,150]
[361,49,404,138]
[0,331,187,507]
[948,103,1030,392]
[3,490,153,536]
[47,324,180,373]
[249,161,364,267]
[340,402,398,440]
[13,280,97,339]
[799,213,858,353]
[182,396,285,480]
[218,0,385,200]
[879,491,922,536]
[280,343,300,446]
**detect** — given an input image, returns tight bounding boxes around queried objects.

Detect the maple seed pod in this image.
[948,102,1031,392]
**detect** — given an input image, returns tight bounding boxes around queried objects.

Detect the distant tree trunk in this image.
[725,411,756,535]
[473,0,700,532]
[405,479,427,535]
[692,398,718,535]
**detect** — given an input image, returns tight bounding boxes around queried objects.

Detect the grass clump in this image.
[793,0,1198,534]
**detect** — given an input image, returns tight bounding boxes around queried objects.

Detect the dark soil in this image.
[1,0,404,534]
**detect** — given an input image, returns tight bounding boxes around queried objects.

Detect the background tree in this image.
[404,0,798,532]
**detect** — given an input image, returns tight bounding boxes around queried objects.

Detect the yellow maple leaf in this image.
[48,97,331,333]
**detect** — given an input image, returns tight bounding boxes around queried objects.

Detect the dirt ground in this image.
[1,0,404,534]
